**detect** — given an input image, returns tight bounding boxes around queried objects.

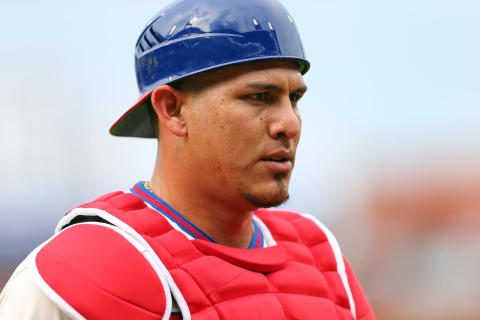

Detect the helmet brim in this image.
[109,92,156,138]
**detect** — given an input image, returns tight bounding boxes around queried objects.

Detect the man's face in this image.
[182,60,306,210]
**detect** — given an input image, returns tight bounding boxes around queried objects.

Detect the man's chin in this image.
[238,175,291,208]
[242,187,290,208]
[244,193,290,208]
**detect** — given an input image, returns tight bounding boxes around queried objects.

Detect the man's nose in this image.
[268,97,301,140]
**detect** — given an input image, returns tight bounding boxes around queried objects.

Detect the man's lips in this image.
[260,150,294,172]
[261,149,293,161]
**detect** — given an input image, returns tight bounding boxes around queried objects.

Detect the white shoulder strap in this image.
[301,213,356,319]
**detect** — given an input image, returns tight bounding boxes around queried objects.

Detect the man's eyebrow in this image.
[245,83,283,92]
[245,83,308,94]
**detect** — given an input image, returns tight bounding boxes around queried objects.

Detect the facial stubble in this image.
[241,172,290,208]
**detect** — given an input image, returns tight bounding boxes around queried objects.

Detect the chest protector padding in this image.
[36,191,374,320]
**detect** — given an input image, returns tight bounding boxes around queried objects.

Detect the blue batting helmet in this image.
[110,0,310,138]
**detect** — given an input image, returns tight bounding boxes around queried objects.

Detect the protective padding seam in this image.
[266,271,289,319]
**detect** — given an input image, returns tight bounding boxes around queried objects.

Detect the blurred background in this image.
[1,0,479,319]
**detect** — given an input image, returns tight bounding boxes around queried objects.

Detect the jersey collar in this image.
[130,182,263,248]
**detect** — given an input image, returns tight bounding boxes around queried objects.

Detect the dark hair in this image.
[148,74,219,138]
[147,79,190,138]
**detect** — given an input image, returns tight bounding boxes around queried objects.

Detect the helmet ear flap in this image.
[111,0,310,138]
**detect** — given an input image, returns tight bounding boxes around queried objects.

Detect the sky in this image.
[1,0,479,263]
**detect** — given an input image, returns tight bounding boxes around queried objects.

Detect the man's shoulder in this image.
[0,251,71,320]
[58,189,170,236]
[75,190,144,211]
[34,222,172,319]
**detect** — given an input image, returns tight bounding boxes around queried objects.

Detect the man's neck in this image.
[149,174,255,249]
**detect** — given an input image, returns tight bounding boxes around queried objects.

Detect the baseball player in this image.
[0,0,375,319]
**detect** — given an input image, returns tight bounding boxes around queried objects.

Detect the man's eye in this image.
[250,92,270,101]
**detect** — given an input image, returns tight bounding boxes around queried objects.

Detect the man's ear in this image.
[150,85,187,137]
